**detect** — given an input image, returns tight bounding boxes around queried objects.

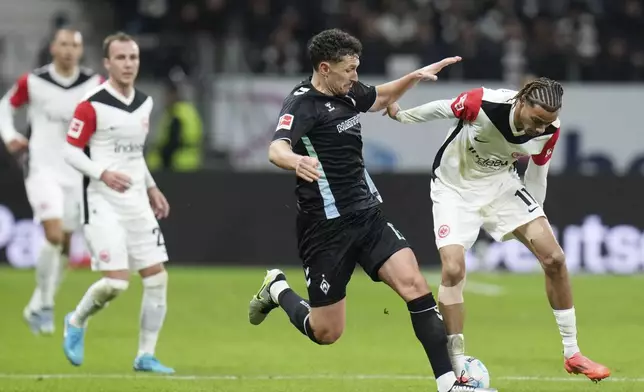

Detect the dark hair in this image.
[307,29,362,71]
[52,28,81,43]
[513,77,564,112]
[102,32,135,59]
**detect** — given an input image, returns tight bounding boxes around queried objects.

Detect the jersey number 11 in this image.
[514,187,538,212]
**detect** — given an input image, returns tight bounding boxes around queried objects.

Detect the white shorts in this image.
[83,196,168,272]
[431,177,546,250]
[24,171,81,231]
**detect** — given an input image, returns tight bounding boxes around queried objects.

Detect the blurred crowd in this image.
[110,0,644,82]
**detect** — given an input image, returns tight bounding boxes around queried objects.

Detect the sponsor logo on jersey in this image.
[337,115,360,133]
[475,157,509,168]
[468,147,509,169]
[114,142,144,153]
[276,114,294,131]
[46,113,73,124]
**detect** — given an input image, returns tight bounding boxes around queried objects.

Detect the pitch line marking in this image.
[0,374,639,382]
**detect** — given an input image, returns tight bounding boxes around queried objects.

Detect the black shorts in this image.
[296,206,410,307]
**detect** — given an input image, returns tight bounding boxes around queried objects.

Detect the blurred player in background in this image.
[249,28,495,392]
[386,77,610,382]
[0,28,103,335]
[62,32,173,374]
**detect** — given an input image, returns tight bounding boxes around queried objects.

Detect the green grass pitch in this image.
[0,266,642,391]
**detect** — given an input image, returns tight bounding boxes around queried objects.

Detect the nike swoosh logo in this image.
[528,207,538,213]
[474,137,488,143]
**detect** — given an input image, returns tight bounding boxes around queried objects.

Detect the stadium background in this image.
[1,0,642,273]
[0,1,643,392]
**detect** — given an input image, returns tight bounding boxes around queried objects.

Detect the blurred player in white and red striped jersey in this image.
[0,28,103,335]
[386,78,611,383]
[61,32,173,374]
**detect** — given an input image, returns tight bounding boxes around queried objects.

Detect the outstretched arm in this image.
[386,100,456,123]
[367,56,461,112]
[385,87,484,125]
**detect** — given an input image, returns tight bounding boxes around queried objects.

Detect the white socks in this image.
[70,278,129,327]
[138,271,168,357]
[553,307,580,359]
[269,280,290,304]
[68,271,169,359]
[35,241,63,309]
[447,334,466,376]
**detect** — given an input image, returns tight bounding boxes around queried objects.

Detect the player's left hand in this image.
[148,187,170,219]
[382,102,401,118]
[6,136,28,153]
[415,56,462,81]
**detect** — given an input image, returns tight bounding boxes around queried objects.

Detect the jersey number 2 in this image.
[152,227,165,247]
[515,187,538,212]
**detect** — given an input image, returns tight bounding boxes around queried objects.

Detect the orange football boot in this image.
[564,352,611,382]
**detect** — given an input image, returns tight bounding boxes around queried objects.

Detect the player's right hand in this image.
[6,136,28,153]
[416,56,462,81]
[295,156,320,183]
[100,170,132,193]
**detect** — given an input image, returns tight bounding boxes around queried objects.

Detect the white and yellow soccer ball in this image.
[462,356,491,388]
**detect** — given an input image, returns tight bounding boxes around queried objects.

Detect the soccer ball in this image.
[462,356,491,388]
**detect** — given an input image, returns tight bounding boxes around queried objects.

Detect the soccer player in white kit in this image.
[61,32,173,374]
[385,78,611,382]
[0,28,103,334]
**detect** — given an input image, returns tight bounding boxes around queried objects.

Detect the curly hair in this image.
[307,29,362,71]
[513,77,564,112]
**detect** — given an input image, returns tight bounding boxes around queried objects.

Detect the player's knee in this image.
[439,246,466,284]
[393,271,430,302]
[43,228,64,246]
[312,324,344,345]
[102,278,129,299]
[541,249,566,272]
[142,270,168,290]
[379,250,429,301]
[441,258,466,285]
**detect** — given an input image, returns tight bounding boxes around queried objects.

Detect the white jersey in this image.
[66,82,154,220]
[395,87,561,249]
[0,64,103,186]
[396,87,559,193]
